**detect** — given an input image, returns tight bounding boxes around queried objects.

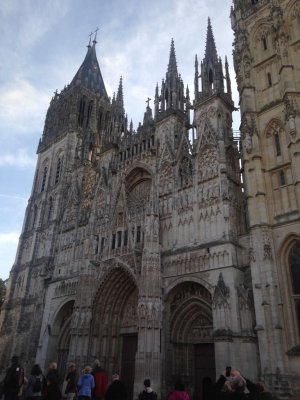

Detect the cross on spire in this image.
[146,97,151,107]
[93,27,99,43]
[88,31,93,47]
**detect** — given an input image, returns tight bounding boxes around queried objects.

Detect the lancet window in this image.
[289,241,300,333]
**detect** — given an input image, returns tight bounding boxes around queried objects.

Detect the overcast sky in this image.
[0,0,238,280]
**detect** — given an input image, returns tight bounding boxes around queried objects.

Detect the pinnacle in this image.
[167,38,178,75]
[205,17,218,61]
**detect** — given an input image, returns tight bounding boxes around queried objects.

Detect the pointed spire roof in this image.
[205,18,218,61]
[167,38,178,76]
[70,41,108,99]
[116,76,124,109]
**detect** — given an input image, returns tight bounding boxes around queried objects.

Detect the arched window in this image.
[274,132,281,156]
[41,166,48,192]
[262,37,267,51]
[290,242,300,295]
[48,197,54,221]
[289,241,300,332]
[279,170,286,187]
[86,100,93,127]
[32,205,38,229]
[265,120,285,160]
[209,69,214,87]
[78,96,86,127]
[55,157,63,184]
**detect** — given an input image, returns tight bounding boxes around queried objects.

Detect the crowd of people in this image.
[0,356,274,400]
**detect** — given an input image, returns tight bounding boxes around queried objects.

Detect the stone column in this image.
[134,192,162,398]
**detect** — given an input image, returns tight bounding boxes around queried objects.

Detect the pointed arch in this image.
[278,234,300,345]
[40,158,49,192]
[164,280,215,395]
[89,265,138,369]
[125,166,152,216]
[264,119,288,166]
[251,20,272,47]
[54,150,64,185]
[46,299,75,377]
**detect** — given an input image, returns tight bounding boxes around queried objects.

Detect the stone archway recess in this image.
[89,266,138,398]
[46,300,74,380]
[164,281,215,400]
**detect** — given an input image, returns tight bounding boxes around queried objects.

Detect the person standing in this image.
[92,360,108,400]
[25,364,44,400]
[65,364,78,400]
[104,374,127,400]
[3,356,25,400]
[45,362,61,400]
[78,366,95,400]
[138,379,157,400]
[167,379,190,400]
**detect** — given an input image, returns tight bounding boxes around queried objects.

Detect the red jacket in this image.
[93,368,108,398]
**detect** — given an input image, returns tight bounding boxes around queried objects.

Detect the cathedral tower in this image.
[232,0,300,397]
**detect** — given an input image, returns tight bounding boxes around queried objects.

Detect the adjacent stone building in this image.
[0,1,299,399]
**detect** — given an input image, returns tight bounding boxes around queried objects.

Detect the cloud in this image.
[0,77,50,136]
[0,233,20,280]
[0,233,19,245]
[0,194,28,201]
[0,148,37,168]
[0,0,72,53]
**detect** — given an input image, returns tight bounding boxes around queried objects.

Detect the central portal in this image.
[194,343,215,400]
[121,334,138,400]
[165,282,215,399]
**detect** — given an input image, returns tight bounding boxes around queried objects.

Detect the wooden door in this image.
[121,334,138,400]
[194,343,216,400]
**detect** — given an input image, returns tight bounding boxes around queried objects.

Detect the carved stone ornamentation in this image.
[212,273,230,308]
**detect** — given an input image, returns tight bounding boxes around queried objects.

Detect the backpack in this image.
[32,376,42,393]
[5,367,21,389]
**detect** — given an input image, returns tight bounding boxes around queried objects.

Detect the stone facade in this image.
[0,3,299,399]
[231,0,300,398]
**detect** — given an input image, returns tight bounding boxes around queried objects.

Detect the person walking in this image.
[45,362,61,400]
[3,356,25,400]
[167,379,190,400]
[92,360,108,400]
[65,364,78,400]
[104,374,127,400]
[138,379,157,400]
[78,366,95,400]
[25,364,45,400]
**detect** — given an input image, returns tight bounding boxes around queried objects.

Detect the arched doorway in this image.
[46,300,74,380]
[90,267,138,399]
[165,282,215,400]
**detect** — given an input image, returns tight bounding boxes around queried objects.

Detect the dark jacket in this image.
[45,369,61,400]
[245,378,274,400]
[138,389,157,400]
[3,364,24,395]
[104,380,127,400]
[213,376,248,400]
[65,371,78,394]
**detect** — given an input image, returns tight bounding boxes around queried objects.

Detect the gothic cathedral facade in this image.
[0,1,300,399]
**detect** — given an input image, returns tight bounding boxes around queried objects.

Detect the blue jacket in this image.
[78,374,95,398]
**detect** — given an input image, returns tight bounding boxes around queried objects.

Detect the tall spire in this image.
[116,76,124,111]
[70,39,108,100]
[167,38,178,76]
[205,17,218,62]
[155,39,188,124]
